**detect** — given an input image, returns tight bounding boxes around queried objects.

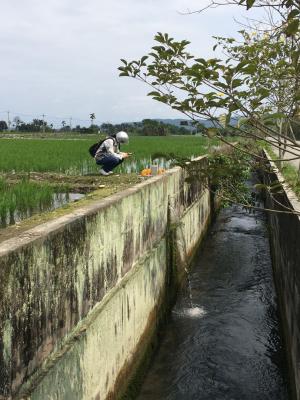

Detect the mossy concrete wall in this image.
[263,152,300,400]
[0,159,211,400]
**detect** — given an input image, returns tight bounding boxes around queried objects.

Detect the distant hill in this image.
[155,119,197,132]
[155,118,239,130]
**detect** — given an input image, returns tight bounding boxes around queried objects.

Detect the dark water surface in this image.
[137,205,289,400]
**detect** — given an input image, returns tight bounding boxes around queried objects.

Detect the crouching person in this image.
[95,131,130,176]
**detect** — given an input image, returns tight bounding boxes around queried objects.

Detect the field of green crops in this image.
[0,136,213,174]
[0,136,216,228]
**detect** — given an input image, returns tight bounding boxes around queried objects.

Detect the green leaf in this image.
[246,0,255,9]
[294,90,300,101]
[207,128,218,138]
[148,91,161,97]
[229,103,239,112]
[237,118,249,128]
[232,79,243,88]
[287,10,300,20]
[266,112,286,119]
[254,183,267,191]
[242,64,257,74]
[195,58,207,65]
[285,19,300,36]
[140,56,148,64]
[235,60,249,72]
[257,87,270,99]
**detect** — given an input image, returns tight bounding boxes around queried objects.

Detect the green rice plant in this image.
[0,178,66,227]
[0,193,10,225]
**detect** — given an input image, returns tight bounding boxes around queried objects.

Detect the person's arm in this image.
[104,138,123,159]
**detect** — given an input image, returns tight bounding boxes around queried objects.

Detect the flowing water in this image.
[136,205,289,400]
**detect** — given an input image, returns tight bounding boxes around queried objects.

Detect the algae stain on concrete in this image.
[2,319,12,367]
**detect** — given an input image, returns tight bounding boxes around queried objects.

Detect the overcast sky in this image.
[1,1,263,126]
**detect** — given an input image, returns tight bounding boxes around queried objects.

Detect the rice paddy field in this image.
[0,136,213,174]
[0,136,213,228]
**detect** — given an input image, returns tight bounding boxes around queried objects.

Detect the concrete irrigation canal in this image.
[0,155,300,399]
[136,204,289,400]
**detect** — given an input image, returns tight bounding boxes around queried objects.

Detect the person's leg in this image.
[97,154,123,173]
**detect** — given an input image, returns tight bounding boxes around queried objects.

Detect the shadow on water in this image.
[136,204,289,400]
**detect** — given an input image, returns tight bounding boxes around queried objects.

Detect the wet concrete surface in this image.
[136,205,289,400]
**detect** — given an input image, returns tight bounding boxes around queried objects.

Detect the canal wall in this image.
[263,151,300,400]
[0,157,211,400]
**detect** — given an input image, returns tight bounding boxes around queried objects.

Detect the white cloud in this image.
[0,0,265,124]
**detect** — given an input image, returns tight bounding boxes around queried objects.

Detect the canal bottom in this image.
[136,205,289,400]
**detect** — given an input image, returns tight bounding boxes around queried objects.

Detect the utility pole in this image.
[6,111,10,130]
[42,114,46,134]
[69,117,72,131]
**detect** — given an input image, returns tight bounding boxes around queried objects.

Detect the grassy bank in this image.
[280,163,300,198]
[266,147,300,200]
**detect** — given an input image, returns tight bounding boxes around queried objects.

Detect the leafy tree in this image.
[90,113,96,127]
[13,116,22,130]
[18,119,51,133]
[119,28,300,162]
[119,4,300,214]
[141,119,169,136]
[100,123,115,135]
[0,121,8,131]
[197,0,300,37]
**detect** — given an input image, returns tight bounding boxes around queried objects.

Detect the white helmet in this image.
[116,131,129,144]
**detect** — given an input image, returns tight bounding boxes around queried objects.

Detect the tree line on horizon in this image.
[0,117,204,136]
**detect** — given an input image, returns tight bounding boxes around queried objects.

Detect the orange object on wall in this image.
[140,168,152,176]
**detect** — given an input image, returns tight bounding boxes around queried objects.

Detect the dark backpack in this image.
[88,136,117,158]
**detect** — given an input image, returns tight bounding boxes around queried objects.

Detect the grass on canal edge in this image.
[280,163,300,198]
[266,147,300,200]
